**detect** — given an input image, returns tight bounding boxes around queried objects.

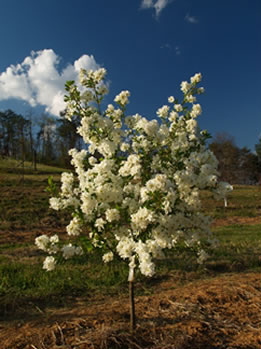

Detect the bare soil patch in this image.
[0,227,66,245]
[1,216,259,245]
[212,216,260,227]
[1,272,261,348]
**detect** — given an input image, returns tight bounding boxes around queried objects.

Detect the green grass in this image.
[201,185,261,219]
[0,251,130,316]
[0,157,67,174]
[0,158,261,316]
[207,223,261,272]
[1,223,261,316]
[0,158,70,231]
[213,223,261,243]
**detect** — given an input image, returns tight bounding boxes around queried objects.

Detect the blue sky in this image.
[0,0,260,150]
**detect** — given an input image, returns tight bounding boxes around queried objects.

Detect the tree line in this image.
[0,109,82,168]
[209,133,261,185]
[0,109,260,184]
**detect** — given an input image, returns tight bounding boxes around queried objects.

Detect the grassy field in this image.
[0,158,70,232]
[0,158,260,311]
[0,158,261,348]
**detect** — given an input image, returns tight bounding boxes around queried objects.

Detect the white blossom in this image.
[50,235,59,244]
[105,208,120,222]
[49,197,63,211]
[156,105,169,118]
[197,249,209,264]
[131,207,154,231]
[43,256,56,271]
[95,218,106,232]
[186,94,196,103]
[190,72,202,84]
[66,216,82,236]
[103,251,114,263]
[117,237,135,259]
[37,67,231,279]
[119,154,141,177]
[35,235,50,251]
[174,104,183,112]
[120,142,130,152]
[180,81,191,93]
[89,156,97,166]
[61,244,83,259]
[191,104,202,118]
[114,90,130,106]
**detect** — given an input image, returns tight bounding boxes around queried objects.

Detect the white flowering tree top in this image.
[36,68,232,280]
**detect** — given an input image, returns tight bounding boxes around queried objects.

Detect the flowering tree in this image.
[35,68,232,331]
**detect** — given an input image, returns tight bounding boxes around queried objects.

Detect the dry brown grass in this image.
[1,272,261,348]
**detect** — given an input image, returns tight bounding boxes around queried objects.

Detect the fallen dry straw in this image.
[1,272,261,348]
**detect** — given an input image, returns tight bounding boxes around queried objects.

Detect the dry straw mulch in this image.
[1,272,261,349]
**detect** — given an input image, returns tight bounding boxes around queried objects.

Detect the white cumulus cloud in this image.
[185,13,199,24]
[141,0,173,17]
[0,49,100,116]
[175,46,181,55]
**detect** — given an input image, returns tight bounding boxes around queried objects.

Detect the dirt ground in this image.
[1,272,261,349]
[211,216,260,227]
[1,217,261,349]
[0,227,67,245]
[1,215,260,245]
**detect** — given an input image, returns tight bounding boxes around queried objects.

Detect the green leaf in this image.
[45,176,58,196]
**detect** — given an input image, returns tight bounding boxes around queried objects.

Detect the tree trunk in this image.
[33,150,37,171]
[129,280,136,333]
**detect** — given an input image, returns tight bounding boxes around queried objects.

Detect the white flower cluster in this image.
[49,170,80,211]
[80,67,105,83]
[119,154,141,178]
[43,256,56,271]
[35,234,59,254]
[61,243,83,259]
[36,68,232,278]
[35,232,82,270]
[114,90,130,106]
